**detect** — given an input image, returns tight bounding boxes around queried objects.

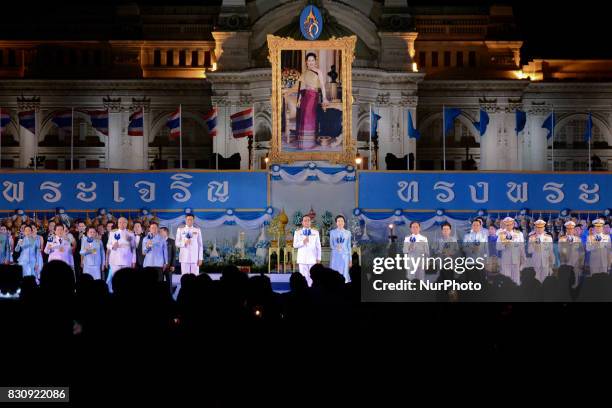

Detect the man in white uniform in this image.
[586,219,611,275]
[292,215,321,287]
[496,217,525,284]
[106,217,136,288]
[559,221,584,286]
[403,221,430,281]
[175,214,203,275]
[527,219,555,282]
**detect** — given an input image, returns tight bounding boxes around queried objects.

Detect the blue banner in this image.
[358,172,611,212]
[0,171,268,211]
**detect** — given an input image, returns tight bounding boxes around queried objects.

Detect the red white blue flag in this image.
[203,108,217,137]
[230,108,253,139]
[128,108,144,136]
[167,107,181,139]
[18,110,36,134]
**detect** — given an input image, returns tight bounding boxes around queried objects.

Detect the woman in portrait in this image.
[295,52,329,149]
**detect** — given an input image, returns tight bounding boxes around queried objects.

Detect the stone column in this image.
[378,32,418,71]
[104,98,123,169]
[17,96,40,168]
[212,31,251,71]
[525,105,550,171]
[128,98,150,170]
[478,103,502,170]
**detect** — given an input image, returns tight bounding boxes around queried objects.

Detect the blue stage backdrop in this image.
[0,171,268,211]
[358,171,611,212]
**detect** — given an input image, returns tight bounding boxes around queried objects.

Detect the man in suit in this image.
[73,220,87,279]
[101,221,114,280]
[160,226,176,293]
[133,221,145,269]
[42,220,56,264]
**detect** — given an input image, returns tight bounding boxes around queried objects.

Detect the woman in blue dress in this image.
[15,225,40,279]
[329,215,352,283]
[31,225,44,278]
[0,224,13,265]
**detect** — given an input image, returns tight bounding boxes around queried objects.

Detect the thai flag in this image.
[18,110,36,134]
[230,108,253,139]
[128,108,144,136]
[203,108,217,137]
[84,110,109,136]
[51,109,72,133]
[167,107,181,139]
[0,108,10,132]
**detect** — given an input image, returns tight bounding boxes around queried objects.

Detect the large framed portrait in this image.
[267,35,357,164]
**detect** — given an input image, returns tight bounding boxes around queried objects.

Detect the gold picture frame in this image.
[267,34,357,164]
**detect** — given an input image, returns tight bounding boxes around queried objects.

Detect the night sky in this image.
[412,0,612,61]
[3,1,611,61]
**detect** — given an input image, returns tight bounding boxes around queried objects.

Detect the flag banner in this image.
[167,108,181,139]
[370,111,381,139]
[443,107,461,135]
[473,109,489,136]
[51,110,72,133]
[0,108,10,132]
[584,112,593,142]
[18,110,36,134]
[407,111,420,140]
[515,110,527,134]
[230,108,253,138]
[203,108,218,137]
[128,108,144,136]
[83,110,109,136]
[542,112,556,139]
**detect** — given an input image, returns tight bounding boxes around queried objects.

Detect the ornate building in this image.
[0,0,610,171]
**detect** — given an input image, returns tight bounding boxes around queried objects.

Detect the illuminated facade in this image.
[0,0,609,171]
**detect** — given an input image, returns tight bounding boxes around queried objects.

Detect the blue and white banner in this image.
[270,162,356,184]
[0,171,268,211]
[359,172,611,212]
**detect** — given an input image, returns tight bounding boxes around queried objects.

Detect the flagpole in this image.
[251,103,255,170]
[588,113,592,172]
[143,107,147,170]
[71,107,74,171]
[551,106,554,172]
[369,103,372,169]
[516,113,520,170]
[107,107,110,172]
[405,108,409,170]
[34,109,37,171]
[0,108,3,171]
[442,104,446,171]
[215,104,219,171]
[179,104,183,170]
[588,136,591,172]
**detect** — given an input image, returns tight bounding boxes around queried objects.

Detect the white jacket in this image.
[176,226,204,264]
[293,228,321,265]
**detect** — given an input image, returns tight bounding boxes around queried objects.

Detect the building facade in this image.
[0,0,610,171]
